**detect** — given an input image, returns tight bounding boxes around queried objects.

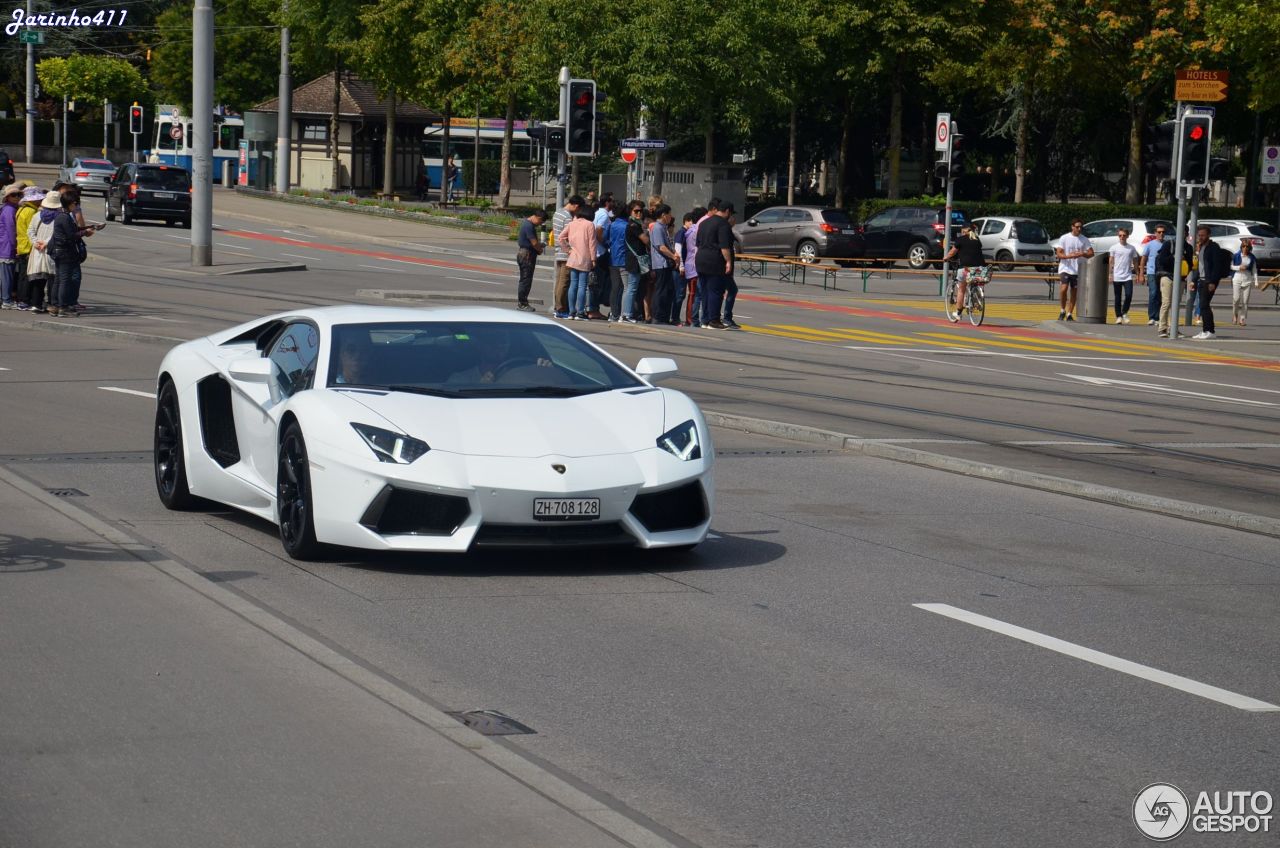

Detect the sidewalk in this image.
[0,466,672,848]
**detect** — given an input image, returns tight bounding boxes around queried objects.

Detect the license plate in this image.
[842,229,856,235]
[533,497,600,521]
[153,191,173,199]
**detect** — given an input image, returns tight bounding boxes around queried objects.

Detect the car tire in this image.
[277,422,324,561]
[906,241,931,270]
[154,380,199,510]
[122,204,134,225]
[165,219,176,227]
[181,216,191,229]
[104,199,115,222]
[796,240,819,264]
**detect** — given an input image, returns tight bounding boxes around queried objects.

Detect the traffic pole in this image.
[24,0,34,164]
[1170,103,1187,336]
[275,0,292,194]
[940,122,955,297]
[191,0,213,266]
[555,66,568,213]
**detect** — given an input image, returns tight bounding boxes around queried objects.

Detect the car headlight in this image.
[657,420,701,461]
[351,423,430,464]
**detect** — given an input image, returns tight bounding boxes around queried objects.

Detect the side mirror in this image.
[228,356,274,383]
[747,219,758,226]
[635,357,678,384]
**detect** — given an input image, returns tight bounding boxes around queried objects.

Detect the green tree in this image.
[37,56,146,105]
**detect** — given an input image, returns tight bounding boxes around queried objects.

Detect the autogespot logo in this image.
[1134,783,1190,841]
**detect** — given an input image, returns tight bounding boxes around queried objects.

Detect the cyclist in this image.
[944,221,988,322]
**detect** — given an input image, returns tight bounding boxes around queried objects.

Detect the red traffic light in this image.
[1188,125,1204,141]
[573,91,591,107]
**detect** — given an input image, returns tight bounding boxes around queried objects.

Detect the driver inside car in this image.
[333,338,374,385]
[447,326,552,384]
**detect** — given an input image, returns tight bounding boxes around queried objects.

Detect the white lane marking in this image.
[214,242,257,252]
[465,255,518,266]
[280,230,313,241]
[358,264,416,274]
[98,386,157,399]
[163,234,191,242]
[453,276,503,287]
[280,252,322,261]
[134,315,186,323]
[1060,374,1275,407]
[1045,360,1280,396]
[914,603,1280,712]
[858,438,977,444]
[0,366,9,371]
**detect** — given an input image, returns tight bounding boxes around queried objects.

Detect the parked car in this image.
[0,149,14,186]
[970,216,1054,268]
[1051,218,1173,256]
[58,157,116,196]
[1199,219,1280,270]
[104,163,192,227]
[859,206,968,270]
[733,206,864,263]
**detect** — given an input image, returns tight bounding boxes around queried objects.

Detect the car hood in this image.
[341,387,667,458]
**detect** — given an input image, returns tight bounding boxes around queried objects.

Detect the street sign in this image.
[1175,69,1228,102]
[619,138,667,150]
[935,113,951,152]
[620,148,637,164]
[1262,146,1280,185]
[169,125,183,140]
[19,29,44,44]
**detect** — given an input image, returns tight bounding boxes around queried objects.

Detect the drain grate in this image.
[46,488,88,497]
[718,448,843,457]
[447,709,536,736]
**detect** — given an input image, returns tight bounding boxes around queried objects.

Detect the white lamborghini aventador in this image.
[153,305,714,559]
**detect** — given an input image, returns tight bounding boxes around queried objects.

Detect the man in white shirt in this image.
[1108,227,1138,324]
[1055,218,1094,321]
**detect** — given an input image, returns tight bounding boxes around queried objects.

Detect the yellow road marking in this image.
[742,325,836,343]
[915,332,1064,352]
[768,324,975,348]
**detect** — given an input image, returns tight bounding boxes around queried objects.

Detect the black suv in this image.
[0,149,14,186]
[859,206,969,269]
[105,163,192,227]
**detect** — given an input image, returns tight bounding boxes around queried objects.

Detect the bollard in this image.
[219,159,232,187]
[1081,253,1109,323]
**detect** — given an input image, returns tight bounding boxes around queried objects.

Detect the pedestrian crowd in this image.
[514,192,742,330]
[0,180,94,317]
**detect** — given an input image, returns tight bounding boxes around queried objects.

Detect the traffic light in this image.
[1144,121,1175,177]
[1208,157,1229,182]
[129,103,144,135]
[1178,114,1212,187]
[934,156,949,181]
[948,134,965,179]
[565,79,596,156]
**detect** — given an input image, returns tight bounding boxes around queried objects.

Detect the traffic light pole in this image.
[940,124,955,297]
[1170,102,1187,336]
[555,66,568,213]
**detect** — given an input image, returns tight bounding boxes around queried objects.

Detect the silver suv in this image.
[970,217,1053,268]
[733,205,864,263]
[1199,220,1280,270]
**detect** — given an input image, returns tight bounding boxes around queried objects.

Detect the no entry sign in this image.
[621,148,637,164]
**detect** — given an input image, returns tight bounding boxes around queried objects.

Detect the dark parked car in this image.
[105,163,191,227]
[0,149,14,186]
[859,206,969,270]
[733,206,864,263]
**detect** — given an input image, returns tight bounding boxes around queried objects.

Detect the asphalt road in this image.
[3,191,1279,846]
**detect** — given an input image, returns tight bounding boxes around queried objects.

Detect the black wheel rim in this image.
[154,391,181,497]
[278,433,308,549]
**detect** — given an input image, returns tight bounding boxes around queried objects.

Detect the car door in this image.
[108,164,128,214]
[741,208,784,252]
[229,321,321,493]
[861,210,895,257]
[782,208,811,254]
[977,218,1005,256]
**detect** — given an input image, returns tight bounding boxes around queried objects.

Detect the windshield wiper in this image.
[386,384,465,398]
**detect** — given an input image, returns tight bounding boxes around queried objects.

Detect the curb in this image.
[0,315,184,346]
[86,251,306,277]
[0,465,690,848]
[703,410,1280,539]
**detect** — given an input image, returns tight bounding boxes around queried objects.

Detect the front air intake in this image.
[360,486,470,536]
[628,481,708,533]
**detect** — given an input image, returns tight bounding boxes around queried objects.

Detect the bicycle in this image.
[943,265,994,326]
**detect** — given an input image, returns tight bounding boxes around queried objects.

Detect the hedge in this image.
[0,117,109,148]
[852,198,1279,236]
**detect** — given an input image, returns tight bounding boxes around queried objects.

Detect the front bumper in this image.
[306,445,713,552]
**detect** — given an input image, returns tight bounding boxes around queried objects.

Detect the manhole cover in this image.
[46,488,88,497]
[447,709,535,736]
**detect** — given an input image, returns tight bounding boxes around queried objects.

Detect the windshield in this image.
[137,168,191,190]
[327,321,644,397]
[1248,224,1279,239]
[1011,221,1048,243]
[80,160,114,171]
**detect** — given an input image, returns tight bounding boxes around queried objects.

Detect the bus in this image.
[422,118,538,196]
[150,106,245,183]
